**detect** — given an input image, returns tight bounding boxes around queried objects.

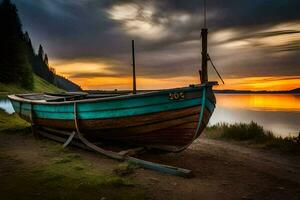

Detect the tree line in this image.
[0,0,81,91]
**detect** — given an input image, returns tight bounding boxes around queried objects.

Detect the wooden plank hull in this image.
[33,106,212,149]
[8,85,216,150]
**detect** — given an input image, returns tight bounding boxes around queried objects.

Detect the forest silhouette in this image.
[0,0,81,91]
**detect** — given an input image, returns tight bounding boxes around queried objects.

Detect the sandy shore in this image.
[0,130,299,200]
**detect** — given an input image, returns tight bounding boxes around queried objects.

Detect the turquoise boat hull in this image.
[8,84,216,151]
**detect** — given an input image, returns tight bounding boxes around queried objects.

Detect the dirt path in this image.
[127,137,300,200]
[0,131,300,200]
[194,139,300,183]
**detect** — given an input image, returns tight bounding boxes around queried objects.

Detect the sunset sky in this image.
[13,0,300,90]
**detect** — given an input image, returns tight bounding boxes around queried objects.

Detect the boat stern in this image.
[7,95,33,123]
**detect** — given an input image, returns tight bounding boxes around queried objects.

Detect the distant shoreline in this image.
[84,87,300,94]
[214,88,300,94]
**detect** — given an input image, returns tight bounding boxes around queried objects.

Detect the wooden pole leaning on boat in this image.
[132,40,137,94]
[33,101,193,177]
[73,102,124,160]
[70,102,193,177]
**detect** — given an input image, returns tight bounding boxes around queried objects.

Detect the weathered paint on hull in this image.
[33,106,212,148]
[88,108,212,149]
[9,85,215,150]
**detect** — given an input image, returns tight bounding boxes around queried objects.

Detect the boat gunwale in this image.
[12,92,214,112]
[8,84,212,105]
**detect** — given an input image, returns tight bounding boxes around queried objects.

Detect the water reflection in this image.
[217,94,300,112]
[0,97,14,114]
[210,94,300,137]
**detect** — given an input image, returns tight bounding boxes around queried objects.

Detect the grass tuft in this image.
[54,157,73,164]
[0,109,146,200]
[114,162,139,177]
[206,121,300,154]
[0,108,30,132]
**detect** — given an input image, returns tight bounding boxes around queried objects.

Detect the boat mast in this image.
[201,0,208,83]
[132,40,137,94]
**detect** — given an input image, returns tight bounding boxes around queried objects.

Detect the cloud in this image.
[12,0,300,89]
[69,72,127,78]
[107,2,169,40]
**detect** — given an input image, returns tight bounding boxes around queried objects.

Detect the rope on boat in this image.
[27,97,193,177]
[69,101,193,177]
[73,102,124,160]
[29,103,33,124]
[26,87,206,177]
[63,131,76,148]
[29,103,39,138]
[207,54,225,84]
[29,103,33,129]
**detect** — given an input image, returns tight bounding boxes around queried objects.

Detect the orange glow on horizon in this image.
[51,60,300,91]
[71,76,200,90]
[68,75,300,91]
[215,76,300,91]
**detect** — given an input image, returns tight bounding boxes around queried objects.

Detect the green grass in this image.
[0,150,145,200]
[205,121,300,154]
[0,109,146,200]
[114,162,140,177]
[0,74,64,94]
[0,108,30,132]
[38,150,137,189]
[32,75,64,93]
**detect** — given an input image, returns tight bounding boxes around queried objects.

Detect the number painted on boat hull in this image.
[169,92,185,100]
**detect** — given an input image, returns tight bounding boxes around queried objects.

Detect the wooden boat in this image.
[8,12,220,152]
[8,83,216,152]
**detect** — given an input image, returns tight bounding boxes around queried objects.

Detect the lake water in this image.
[210,94,300,137]
[0,97,14,114]
[0,94,299,137]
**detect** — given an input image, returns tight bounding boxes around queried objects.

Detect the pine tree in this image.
[24,31,35,57]
[24,31,35,70]
[0,0,33,89]
[0,1,80,91]
[38,44,44,60]
[44,54,49,66]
